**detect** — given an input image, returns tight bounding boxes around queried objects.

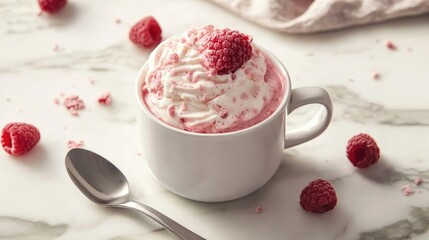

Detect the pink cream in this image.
[143,54,285,134]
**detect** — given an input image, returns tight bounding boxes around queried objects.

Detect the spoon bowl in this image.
[65,148,205,240]
[66,148,129,205]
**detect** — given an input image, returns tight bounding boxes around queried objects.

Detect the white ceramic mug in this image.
[136,48,333,202]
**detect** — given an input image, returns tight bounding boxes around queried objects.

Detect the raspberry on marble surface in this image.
[300,179,337,213]
[1,122,41,156]
[38,0,67,14]
[346,133,380,168]
[129,16,162,48]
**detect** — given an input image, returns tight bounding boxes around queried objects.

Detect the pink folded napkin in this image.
[208,0,429,33]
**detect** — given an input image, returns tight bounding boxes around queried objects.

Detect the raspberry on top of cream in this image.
[142,25,282,133]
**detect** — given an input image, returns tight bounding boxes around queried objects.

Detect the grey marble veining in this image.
[0,216,67,239]
[0,44,145,72]
[327,85,429,126]
[0,0,78,35]
[359,207,429,240]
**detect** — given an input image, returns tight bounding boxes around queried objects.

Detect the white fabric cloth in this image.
[208,0,429,33]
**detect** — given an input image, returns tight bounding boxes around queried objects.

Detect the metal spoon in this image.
[65,148,205,240]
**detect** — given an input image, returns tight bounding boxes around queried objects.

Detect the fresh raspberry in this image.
[129,16,162,48]
[300,179,337,213]
[38,0,67,14]
[1,123,41,156]
[346,133,380,168]
[202,28,252,75]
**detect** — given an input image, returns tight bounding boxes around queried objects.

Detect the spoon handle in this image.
[118,201,206,240]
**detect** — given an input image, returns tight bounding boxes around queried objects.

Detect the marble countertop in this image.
[1,0,429,239]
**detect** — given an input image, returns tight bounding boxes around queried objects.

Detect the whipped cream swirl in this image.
[142,25,280,133]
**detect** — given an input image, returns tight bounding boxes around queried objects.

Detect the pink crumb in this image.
[414,177,423,185]
[401,184,415,196]
[169,53,179,63]
[372,72,381,80]
[386,40,397,50]
[53,44,60,52]
[70,110,78,116]
[255,206,263,213]
[37,11,43,16]
[54,98,60,104]
[67,140,84,149]
[98,92,112,106]
[64,95,85,116]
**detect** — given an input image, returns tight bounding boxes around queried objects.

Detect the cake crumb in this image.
[54,98,60,104]
[115,18,122,24]
[372,72,381,80]
[64,95,85,116]
[53,44,61,52]
[255,206,263,213]
[98,92,112,105]
[70,110,78,116]
[386,40,397,50]
[401,184,415,196]
[414,177,423,185]
[5,98,11,102]
[67,140,84,149]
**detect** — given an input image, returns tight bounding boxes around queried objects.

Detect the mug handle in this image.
[284,87,333,149]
